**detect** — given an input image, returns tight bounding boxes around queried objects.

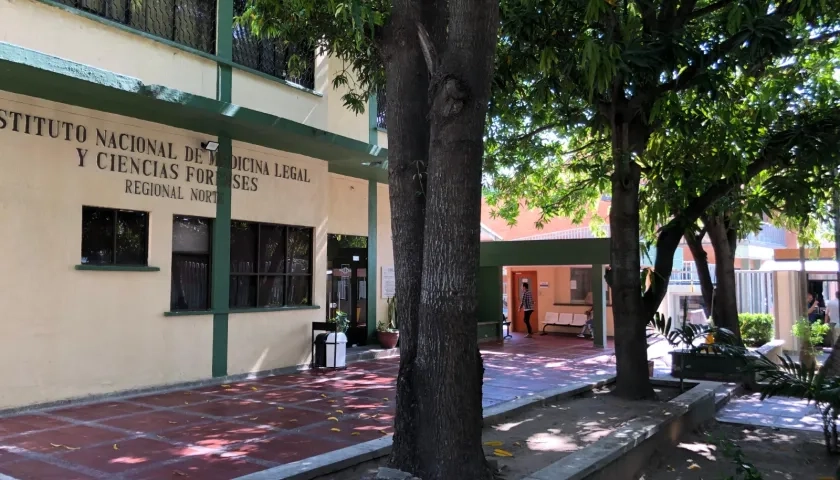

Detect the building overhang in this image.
[760,260,840,273]
[0,41,389,183]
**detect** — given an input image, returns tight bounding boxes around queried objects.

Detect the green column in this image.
[211,0,233,377]
[591,264,607,348]
[367,180,378,343]
[477,266,503,340]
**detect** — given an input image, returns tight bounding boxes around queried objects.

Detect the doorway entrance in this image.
[326,235,369,347]
[511,271,537,333]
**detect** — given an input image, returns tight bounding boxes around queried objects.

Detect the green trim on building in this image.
[163,310,214,317]
[164,306,320,317]
[367,180,378,343]
[74,265,161,272]
[477,266,503,327]
[33,0,322,98]
[210,1,234,378]
[0,42,388,181]
[591,264,607,348]
[210,136,231,377]
[480,239,610,267]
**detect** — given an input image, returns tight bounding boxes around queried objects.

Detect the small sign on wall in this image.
[570,280,577,289]
[382,266,396,298]
[539,282,549,288]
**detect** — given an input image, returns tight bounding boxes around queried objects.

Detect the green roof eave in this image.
[0,41,388,183]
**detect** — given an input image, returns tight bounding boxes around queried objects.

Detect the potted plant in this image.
[377,296,399,349]
[328,310,349,333]
[792,318,831,369]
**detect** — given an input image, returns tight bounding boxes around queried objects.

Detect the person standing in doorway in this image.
[807,292,821,323]
[520,283,534,338]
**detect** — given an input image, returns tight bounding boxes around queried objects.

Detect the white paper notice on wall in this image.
[382,266,396,298]
[539,282,549,288]
[570,280,577,290]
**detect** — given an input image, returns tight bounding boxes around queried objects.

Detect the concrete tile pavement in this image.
[0,334,615,479]
[717,392,824,432]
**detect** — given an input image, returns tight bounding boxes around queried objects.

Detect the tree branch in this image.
[687,0,736,22]
[508,123,563,143]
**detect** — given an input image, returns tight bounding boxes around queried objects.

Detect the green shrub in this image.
[739,313,774,347]
[792,318,830,353]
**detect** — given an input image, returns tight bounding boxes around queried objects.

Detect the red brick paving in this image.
[0,334,615,479]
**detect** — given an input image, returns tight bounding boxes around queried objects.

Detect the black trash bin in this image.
[313,332,331,368]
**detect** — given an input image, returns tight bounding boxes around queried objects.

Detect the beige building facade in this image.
[0,0,394,409]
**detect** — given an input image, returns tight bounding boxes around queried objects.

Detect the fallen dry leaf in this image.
[168,421,178,424]
[335,410,344,414]
[321,394,327,398]
[249,417,258,421]
[513,442,521,447]
[327,417,339,422]
[331,428,341,432]
[290,419,298,422]
[251,387,258,391]
[687,464,701,470]
[484,441,503,447]
[383,397,389,401]
[173,470,189,477]
[380,430,388,435]
[221,384,231,388]
[277,407,285,410]
[113,444,119,450]
[351,432,361,436]
[493,449,513,458]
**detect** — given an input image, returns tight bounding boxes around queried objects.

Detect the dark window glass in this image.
[258,276,284,307]
[288,227,312,274]
[231,0,315,89]
[230,221,258,273]
[56,0,217,54]
[229,221,313,308]
[230,275,257,308]
[81,207,148,266]
[259,225,286,274]
[116,211,149,265]
[286,275,312,306]
[170,216,212,311]
[81,207,114,265]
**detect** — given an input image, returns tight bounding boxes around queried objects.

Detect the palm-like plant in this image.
[647,313,741,391]
[744,353,840,454]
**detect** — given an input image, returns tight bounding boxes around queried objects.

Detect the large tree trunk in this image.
[609,115,654,399]
[383,0,434,470]
[684,230,714,318]
[410,0,499,477]
[706,215,741,342]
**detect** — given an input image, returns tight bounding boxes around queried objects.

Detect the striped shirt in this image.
[521,290,534,311]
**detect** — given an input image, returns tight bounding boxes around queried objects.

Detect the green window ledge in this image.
[75,264,161,272]
[229,306,321,314]
[165,306,320,317]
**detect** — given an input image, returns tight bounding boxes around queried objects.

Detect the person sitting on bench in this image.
[578,292,594,338]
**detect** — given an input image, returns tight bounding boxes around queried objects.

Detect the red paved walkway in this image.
[0,335,615,479]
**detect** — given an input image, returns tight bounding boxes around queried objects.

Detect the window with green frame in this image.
[229,221,313,308]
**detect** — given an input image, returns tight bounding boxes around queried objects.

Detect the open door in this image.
[511,271,538,333]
